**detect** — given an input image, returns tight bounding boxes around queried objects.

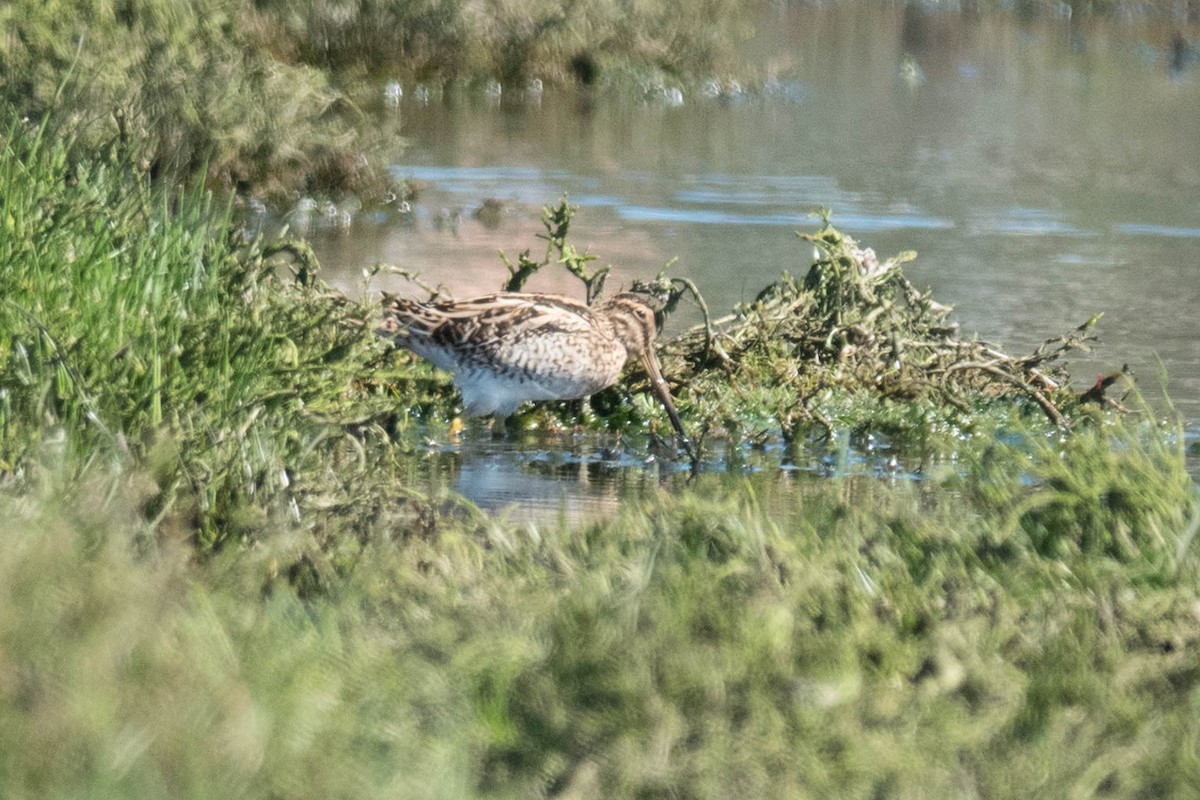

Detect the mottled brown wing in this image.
[383,293,625,397]
[447,296,623,393]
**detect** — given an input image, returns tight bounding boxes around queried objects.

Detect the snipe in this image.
[379,291,692,452]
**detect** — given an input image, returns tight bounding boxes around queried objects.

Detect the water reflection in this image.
[409,427,936,526]
[408,419,1199,525]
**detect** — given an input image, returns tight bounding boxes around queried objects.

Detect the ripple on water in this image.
[386,165,957,234]
[1114,223,1200,239]
[415,427,945,526]
[971,207,1096,238]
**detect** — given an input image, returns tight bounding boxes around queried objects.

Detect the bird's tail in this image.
[377,293,428,343]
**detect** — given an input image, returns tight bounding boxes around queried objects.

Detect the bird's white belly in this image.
[455,364,620,416]
[409,333,627,417]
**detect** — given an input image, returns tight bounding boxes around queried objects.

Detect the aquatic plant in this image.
[622,216,1133,460]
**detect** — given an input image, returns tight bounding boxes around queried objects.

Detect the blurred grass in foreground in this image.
[2,439,1199,798]
[3,106,1200,798]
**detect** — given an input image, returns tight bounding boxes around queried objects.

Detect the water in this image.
[298,2,1200,512]
[407,426,928,526]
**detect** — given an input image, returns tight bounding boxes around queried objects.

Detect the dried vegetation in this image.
[652,223,1127,438]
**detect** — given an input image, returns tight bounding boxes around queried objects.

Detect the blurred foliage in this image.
[0,0,386,199]
[0,0,1181,199]
[1,446,1198,798]
[244,0,750,84]
[0,0,751,198]
[2,111,1200,799]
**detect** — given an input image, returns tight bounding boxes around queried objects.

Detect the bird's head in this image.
[600,292,663,357]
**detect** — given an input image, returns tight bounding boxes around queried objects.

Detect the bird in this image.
[378,291,692,454]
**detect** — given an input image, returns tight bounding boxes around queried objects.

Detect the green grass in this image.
[3,442,1199,798]
[0,0,375,197]
[0,116,410,547]
[3,110,1200,798]
[0,0,753,199]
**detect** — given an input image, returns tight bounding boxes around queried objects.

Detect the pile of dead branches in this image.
[648,224,1123,428]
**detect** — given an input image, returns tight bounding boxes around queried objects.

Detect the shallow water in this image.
[405,424,931,526]
[294,2,1200,510]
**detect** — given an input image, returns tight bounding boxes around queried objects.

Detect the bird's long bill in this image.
[639,349,695,459]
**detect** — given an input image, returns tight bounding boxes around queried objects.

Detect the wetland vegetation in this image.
[4,100,1200,797]
[0,0,756,201]
[3,0,1194,202]
[4,0,1200,794]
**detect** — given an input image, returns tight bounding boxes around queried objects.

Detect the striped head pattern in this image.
[599,293,663,357]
